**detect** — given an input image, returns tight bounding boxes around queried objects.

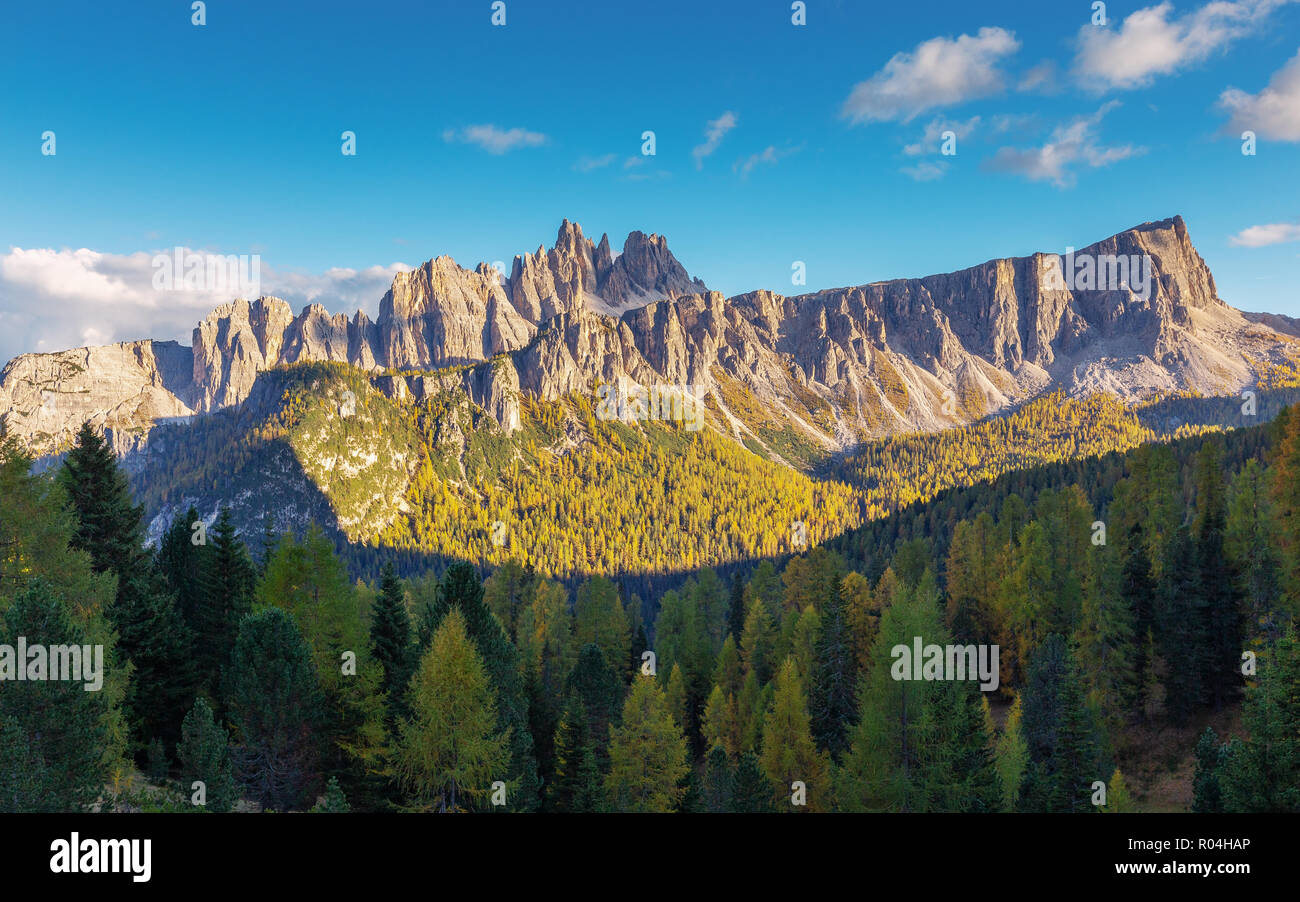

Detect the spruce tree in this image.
[370,561,413,724]
[224,609,323,811]
[0,581,107,811]
[1192,727,1224,813]
[810,585,858,757]
[194,507,255,691]
[1018,634,1100,813]
[176,696,237,812]
[731,752,773,812]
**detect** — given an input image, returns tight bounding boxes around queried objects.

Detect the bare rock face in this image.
[0,340,195,457]
[3,215,1294,463]
[192,297,295,411]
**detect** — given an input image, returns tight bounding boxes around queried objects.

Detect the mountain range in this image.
[2,215,1293,462]
[2,215,1296,563]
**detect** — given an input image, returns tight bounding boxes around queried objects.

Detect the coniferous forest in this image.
[4,404,1298,816]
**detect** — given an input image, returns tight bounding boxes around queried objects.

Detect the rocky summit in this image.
[1,216,1295,466]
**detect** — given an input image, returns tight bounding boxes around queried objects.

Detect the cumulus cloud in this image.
[840,27,1020,124]
[1074,0,1292,91]
[1229,221,1300,246]
[1219,46,1300,140]
[442,124,547,154]
[692,112,738,168]
[0,246,409,367]
[984,101,1144,187]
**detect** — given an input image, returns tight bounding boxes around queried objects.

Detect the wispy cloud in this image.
[901,161,948,181]
[733,144,801,177]
[903,116,980,156]
[574,153,618,172]
[984,101,1144,188]
[442,124,548,154]
[692,111,738,168]
[1229,221,1300,246]
[1073,0,1292,91]
[840,27,1020,124]
[1219,46,1300,140]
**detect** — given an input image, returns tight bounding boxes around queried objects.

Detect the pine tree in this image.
[550,693,603,812]
[727,570,747,642]
[1218,630,1300,812]
[370,561,413,724]
[194,507,255,692]
[730,752,773,812]
[567,642,623,768]
[1192,441,1243,710]
[810,584,857,757]
[0,581,107,811]
[59,423,193,748]
[396,609,510,812]
[224,608,323,811]
[1156,526,1209,722]
[1018,634,1100,813]
[1192,727,1224,813]
[176,696,237,812]
[259,527,386,805]
[701,745,735,812]
[312,776,350,812]
[604,676,689,812]
[156,505,208,627]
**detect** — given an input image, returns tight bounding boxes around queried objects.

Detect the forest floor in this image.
[1120,705,1245,812]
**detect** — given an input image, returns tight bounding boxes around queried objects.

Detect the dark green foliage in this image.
[176,696,237,812]
[224,609,323,811]
[810,586,857,757]
[313,776,350,812]
[1019,635,1101,813]
[0,581,107,811]
[60,423,194,748]
[194,508,255,694]
[701,745,734,812]
[370,562,413,724]
[730,752,773,812]
[1191,727,1224,813]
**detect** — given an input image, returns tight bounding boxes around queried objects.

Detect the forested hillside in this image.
[5,395,1298,812]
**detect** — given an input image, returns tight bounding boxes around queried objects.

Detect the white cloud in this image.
[841,27,1020,124]
[1220,46,1300,140]
[1018,60,1059,93]
[903,116,980,156]
[1074,0,1292,91]
[442,124,548,154]
[0,246,409,367]
[574,153,618,172]
[901,161,948,181]
[1229,221,1300,246]
[984,101,1144,187]
[692,112,738,168]
[733,145,801,177]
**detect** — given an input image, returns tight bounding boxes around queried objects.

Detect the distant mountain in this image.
[3,216,1295,468]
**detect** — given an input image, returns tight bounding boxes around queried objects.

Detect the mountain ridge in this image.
[2,215,1295,463]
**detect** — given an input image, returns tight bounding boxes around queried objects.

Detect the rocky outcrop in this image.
[0,340,196,456]
[2,216,1295,463]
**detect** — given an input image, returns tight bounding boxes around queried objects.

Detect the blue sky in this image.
[1,0,1298,363]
